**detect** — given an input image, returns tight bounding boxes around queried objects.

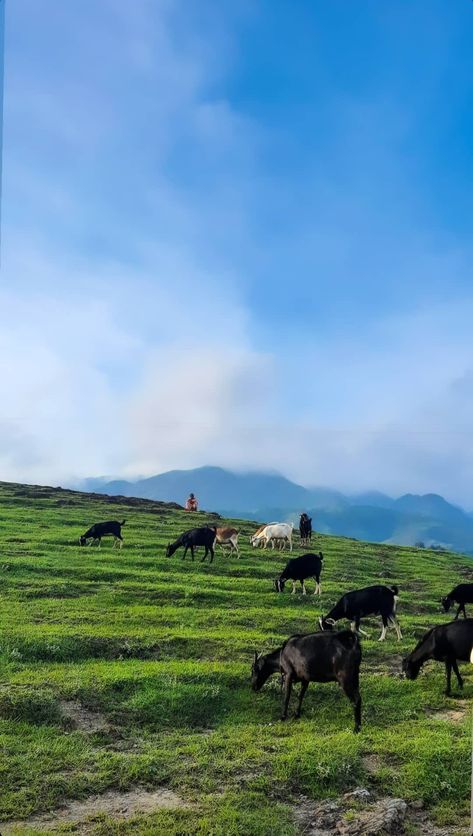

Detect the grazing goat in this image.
[166,527,216,563]
[215,527,239,557]
[403,619,473,695]
[299,513,312,546]
[251,630,362,732]
[249,523,277,548]
[441,583,473,620]
[251,523,294,551]
[275,552,323,595]
[79,520,125,548]
[319,584,401,641]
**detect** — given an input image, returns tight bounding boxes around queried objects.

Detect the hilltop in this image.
[0,481,471,834]
[77,466,473,555]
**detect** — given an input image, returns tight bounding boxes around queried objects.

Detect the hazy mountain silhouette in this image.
[78,466,473,555]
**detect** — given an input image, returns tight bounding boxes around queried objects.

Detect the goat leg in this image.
[445,661,452,696]
[280,676,293,720]
[294,681,308,718]
[452,658,463,690]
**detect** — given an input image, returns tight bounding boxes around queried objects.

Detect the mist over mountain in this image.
[77,467,473,555]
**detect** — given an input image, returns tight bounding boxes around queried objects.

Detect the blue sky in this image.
[2,0,473,503]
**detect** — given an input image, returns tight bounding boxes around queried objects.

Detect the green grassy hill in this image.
[0,481,471,834]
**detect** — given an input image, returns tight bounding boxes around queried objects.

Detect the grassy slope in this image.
[0,481,471,834]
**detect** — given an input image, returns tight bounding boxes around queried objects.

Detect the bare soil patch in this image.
[370,655,403,678]
[0,787,190,834]
[362,754,383,775]
[293,791,457,835]
[426,706,468,724]
[60,700,110,734]
[294,792,407,835]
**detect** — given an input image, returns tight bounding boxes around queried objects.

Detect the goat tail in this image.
[389,584,399,596]
[319,551,324,560]
[120,520,126,526]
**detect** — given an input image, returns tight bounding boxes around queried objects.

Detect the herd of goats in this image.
[78,515,473,733]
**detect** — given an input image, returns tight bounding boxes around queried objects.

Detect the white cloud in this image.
[3,235,473,507]
[127,344,274,477]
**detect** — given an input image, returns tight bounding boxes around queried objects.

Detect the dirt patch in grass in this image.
[369,655,403,678]
[426,706,468,724]
[60,700,110,733]
[0,787,191,833]
[362,754,383,775]
[294,792,458,835]
[294,791,407,835]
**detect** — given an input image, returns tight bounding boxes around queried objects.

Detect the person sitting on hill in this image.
[185,493,198,512]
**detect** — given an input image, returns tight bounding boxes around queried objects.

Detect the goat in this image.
[299,513,312,546]
[275,552,323,595]
[403,619,473,695]
[79,520,125,548]
[249,523,277,548]
[251,523,294,551]
[319,584,401,641]
[441,583,473,620]
[251,630,362,732]
[215,527,239,557]
[166,526,216,563]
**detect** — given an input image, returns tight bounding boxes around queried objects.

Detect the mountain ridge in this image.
[75,466,473,555]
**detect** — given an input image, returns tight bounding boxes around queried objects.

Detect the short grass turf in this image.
[0,480,472,834]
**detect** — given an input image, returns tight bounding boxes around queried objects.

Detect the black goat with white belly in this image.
[274,552,323,595]
[441,583,473,620]
[251,630,362,732]
[319,584,401,641]
[79,520,125,548]
[403,619,473,695]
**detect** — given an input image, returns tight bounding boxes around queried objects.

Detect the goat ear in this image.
[326,618,335,626]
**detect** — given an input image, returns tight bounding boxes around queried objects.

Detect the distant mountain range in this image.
[77,466,473,555]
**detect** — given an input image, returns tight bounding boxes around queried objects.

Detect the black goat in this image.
[319,584,401,641]
[441,583,473,620]
[166,527,216,563]
[403,619,473,695]
[251,630,362,732]
[79,520,125,548]
[275,552,323,595]
[299,513,312,546]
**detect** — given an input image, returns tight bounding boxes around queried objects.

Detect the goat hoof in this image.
[354,725,361,734]
[280,715,287,722]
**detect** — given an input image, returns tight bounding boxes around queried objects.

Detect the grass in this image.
[0,480,472,833]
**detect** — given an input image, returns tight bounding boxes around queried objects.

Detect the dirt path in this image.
[0,787,191,834]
